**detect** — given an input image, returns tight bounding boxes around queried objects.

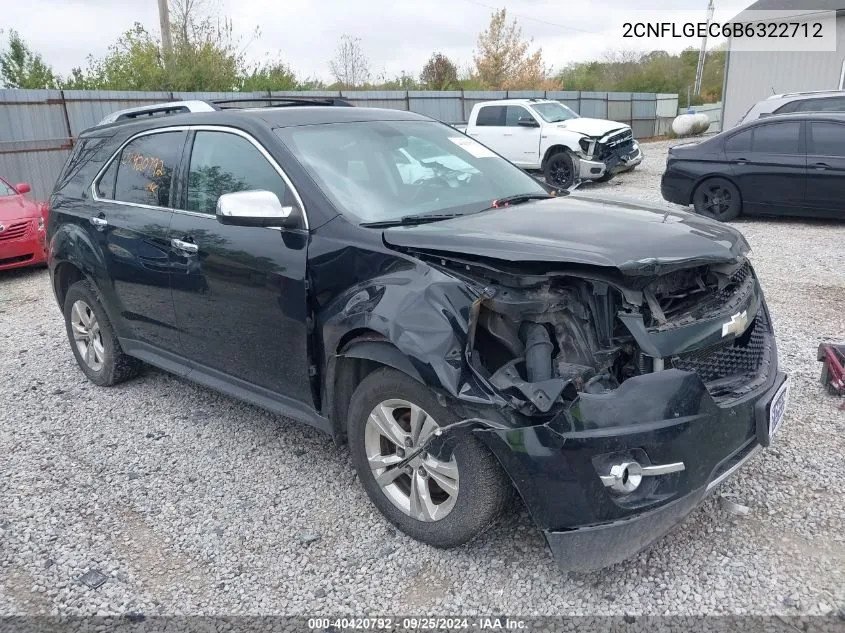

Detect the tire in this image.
[543,150,575,189]
[348,367,512,548]
[63,280,142,386]
[692,177,742,222]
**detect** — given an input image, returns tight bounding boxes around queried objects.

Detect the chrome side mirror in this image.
[216,190,298,228]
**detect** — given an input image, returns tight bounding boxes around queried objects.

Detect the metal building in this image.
[722,0,845,128]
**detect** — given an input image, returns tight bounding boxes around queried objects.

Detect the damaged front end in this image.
[421,250,786,570]
[577,128,643,179]
[459,255,768,416]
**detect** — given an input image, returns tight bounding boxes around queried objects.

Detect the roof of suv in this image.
[86,105,433,137]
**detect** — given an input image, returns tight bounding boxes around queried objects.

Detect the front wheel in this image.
[348,368,511,548]
[543,151,575,189]
[693,177,742,221]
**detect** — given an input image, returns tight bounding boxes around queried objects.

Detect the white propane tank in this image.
[672,111,711,137]
[693,112,711,134]
[672,114,696,136]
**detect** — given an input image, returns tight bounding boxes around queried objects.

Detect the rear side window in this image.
[796,97,845,112]
[476,105,505,126]
[809,121,845,156]
[751,122,800,154]
[113,132,186,207]
[96,160,118,199]
[186,131,288,215]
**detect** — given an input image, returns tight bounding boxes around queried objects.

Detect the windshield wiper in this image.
[486,193,552,210]
[360,213,467,228]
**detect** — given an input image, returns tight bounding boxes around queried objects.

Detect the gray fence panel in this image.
[632,93,658,121]
[579,92,609,119]
[0,143,71,199]
[631,120,656,139]
[506,90,545,99]
[545,90,581,111]
[340,90,408,110]
[0,90,68,143]
[607,92,633,123]
[408,91,463,123]
[63,90,172,136]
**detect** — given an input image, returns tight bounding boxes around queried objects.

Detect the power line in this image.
[452,0,599,35]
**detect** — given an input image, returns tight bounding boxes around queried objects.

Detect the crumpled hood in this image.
[383,194,750,276]
[555,118,629,138]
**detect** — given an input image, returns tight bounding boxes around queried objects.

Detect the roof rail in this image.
[95,96,355,128]
[211,96,354,108]
[769,89,845,99]
[97,101,217,126]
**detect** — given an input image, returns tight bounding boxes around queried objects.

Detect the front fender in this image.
[540,129,585,162]
[320,260,499,405]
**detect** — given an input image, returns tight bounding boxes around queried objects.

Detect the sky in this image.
[1,0,754,82]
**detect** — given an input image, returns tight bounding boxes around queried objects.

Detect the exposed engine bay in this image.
[432,255,765,415]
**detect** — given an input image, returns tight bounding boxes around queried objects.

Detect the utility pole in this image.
[157,0,173,59]
[694,0,715,95]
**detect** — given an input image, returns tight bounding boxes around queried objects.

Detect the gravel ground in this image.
[1,139,844,619]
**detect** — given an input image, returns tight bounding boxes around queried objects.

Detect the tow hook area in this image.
[599,460,686,494]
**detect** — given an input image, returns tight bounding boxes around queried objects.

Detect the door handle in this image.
[171,238,198,254]
[468,133,479,137]
[89,216,108,230]
[503,133,513,137]
[813,162,831,170]
[731,158,748,165]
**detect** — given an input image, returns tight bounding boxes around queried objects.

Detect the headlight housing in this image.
[579,137,591,153]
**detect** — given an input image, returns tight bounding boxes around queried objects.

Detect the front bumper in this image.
[576,141,643,181]
[608,141,643,174]
[475,365,787,571]
[0,227,46,271]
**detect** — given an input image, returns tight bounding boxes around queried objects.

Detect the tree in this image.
[473,9,546,89]
[0,30,59,89]
[420,53,458,90]
[240,58,299,91]
[328,35,370,88]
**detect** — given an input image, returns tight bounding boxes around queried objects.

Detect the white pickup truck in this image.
[458,99,643,188]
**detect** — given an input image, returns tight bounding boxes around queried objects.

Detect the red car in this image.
[0,178,47,271]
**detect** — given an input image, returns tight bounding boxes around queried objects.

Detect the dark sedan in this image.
[662,112,845,221]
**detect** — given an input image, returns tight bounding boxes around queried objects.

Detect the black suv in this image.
[47,99,789,571]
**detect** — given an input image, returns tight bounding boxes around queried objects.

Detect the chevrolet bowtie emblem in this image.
[722,310,749,337]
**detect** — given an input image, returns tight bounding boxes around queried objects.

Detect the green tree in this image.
[0,30,59,89]
[420,53,458,90]
[239,58,299,91]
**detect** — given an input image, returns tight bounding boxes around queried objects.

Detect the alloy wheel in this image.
[364,398,459,522]
[70,300,105,371]
[702,184,732,217]
[549,156,572,186]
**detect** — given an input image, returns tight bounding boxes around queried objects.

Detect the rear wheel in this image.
[63,280,142,386]
[693,177,742,221]
[348,367,511,548]
[543,151,575,189]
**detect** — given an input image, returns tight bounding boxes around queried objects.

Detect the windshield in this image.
[276,120,547,223]
[0,180,15,196]
[531,102,579,123]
